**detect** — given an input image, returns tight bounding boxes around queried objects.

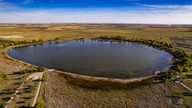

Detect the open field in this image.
[0,24,192,107]
[171,37,192,53]
[0,24,192,44]
[44,72,181,108]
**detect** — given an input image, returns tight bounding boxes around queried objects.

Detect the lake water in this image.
[7,40,173,79]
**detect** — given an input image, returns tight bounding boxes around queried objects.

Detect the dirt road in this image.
[31,72,44,107]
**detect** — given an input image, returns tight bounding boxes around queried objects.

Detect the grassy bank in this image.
[59,72,153,89]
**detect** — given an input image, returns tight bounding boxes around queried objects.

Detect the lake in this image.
[7,40,173,79]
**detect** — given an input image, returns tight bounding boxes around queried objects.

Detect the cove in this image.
[7,40,173,79]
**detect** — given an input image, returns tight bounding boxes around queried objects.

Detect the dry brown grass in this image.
[59,72,153,89]
[44,72,182,108]
[0,24,192,43]
[0,45,41,107]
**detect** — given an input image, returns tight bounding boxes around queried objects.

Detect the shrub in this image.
[55,37,59,40]
[176,66,183,73]
[19,67,46,74]
[183,66,191,72]
[42,74,47,82]
[36,66,45,72]
[38,39,43,42]
[32,39,37,43]
[175,49,191,58]
[2,74,8,79]
[35,100,45,108]
[0,73,8,79]
[19,68,36,74]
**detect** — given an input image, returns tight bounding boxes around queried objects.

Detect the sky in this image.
[0,0,192,24]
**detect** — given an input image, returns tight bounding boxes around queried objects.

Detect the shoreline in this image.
[2,39,173,83]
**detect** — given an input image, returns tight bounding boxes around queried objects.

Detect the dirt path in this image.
[31,69,54,107]
[4,72,44,108]
[180,82,192,92]
[31,72,44,107]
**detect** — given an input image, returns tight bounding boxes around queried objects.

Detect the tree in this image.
[182,57,191,66]
[183,66,191,72]
[35,100,45,108]
[38,39,43,42]
[32,39,37,43]
[176,66,183,73]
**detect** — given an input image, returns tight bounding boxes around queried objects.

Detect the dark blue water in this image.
[8,40,173,79]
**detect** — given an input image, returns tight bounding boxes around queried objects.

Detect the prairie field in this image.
[0,24,192,44]
[0,24,192,108]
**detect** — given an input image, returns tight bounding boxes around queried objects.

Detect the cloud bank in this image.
[0,1,191,24]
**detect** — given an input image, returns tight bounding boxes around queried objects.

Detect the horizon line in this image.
[0,22,192,25]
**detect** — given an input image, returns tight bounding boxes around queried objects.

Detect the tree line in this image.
[19,66,45,74]
[0,37,59,49]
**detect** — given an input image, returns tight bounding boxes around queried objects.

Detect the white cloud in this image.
[15,11,48,16]
[0,5,192,24]
[0,8,192,24]
[0,2,18,10]
[142,4,192,9]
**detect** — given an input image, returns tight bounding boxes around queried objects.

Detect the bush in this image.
[183,66,191,72]
[175,49,191,58]
[176,66,183,73]
[38,39,43,42]
[36,66,45,72]
[19,67,45,74]
[0,73,8,79]
[2,74,8,79]
[55,37,59,40]
[42,74,47,82]
[19,68,34,74]
[32,39,37,43]
[35,100,45,108]
[1,40,31,49]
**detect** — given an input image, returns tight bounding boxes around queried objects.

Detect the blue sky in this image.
[0,0,192,24]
